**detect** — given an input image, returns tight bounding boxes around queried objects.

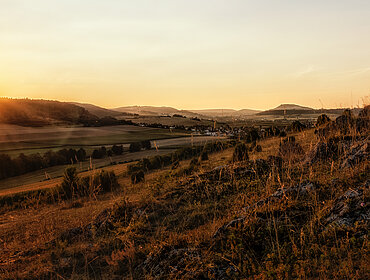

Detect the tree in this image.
[92,149,103,159]
[141,140,151,150]
[0,154,13,179]
[112,145,123,155]
[77,148,87,161]
[129,142,141,152]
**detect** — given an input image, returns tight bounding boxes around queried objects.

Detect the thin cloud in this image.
[291,65,315,78]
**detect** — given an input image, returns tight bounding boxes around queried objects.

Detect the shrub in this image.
[278,136,304,158]
[60,167,79,199]
[129,142,142,153]
[291,120,306,132]
[131,170,145,184]
[95,170,119,193]
[141,140,152,150]
[200,151,209,161]
[245,129,260,143]
[232,143,249,162]
[279,131,287,137]
[111,145,124,155]
[142,158,151,171]
[190,158,199,166]
[316,114,331,127]
[92,147,107,159]
[255,145,262,152]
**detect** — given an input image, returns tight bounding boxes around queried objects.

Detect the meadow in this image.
[0,124,190,157]
[0,130,223,194]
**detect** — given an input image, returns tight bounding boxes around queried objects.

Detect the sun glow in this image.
[1,0,369,109]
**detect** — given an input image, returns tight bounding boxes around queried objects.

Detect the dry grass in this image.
[0,127,368,279]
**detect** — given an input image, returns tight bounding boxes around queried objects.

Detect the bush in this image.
[279,131,287,137]
[60,167,79,199]
[190,158,199,166]
[141,140,151,150]
[278,136,304,158]
[129,142,142,153]
[201,151,209,161]
[95,170,119,193]
[245,129,260,143]
[91,147,107,159]
[131,170,145,184]
[291,120,306,132]
[232,143,249,162]
[111,145,124,155]
[316,114,331,127]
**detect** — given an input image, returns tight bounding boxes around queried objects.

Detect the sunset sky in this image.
[0,0,369,110]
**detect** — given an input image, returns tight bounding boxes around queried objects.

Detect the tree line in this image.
[0,148,87,180]
[0,140,152,180]
[128,141,234,183]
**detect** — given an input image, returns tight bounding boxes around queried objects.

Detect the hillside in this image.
[113,106,261,119]
[0,98,99,126]
[113,105,205,119]
[257,103,361,117]
[190,108,260,117]
[271,103,314,111]
[69,102,125,118]
[1,106,368,279]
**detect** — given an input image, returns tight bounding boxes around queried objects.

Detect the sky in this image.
[0,0,369,110]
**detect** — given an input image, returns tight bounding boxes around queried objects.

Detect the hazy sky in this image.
[1,0,369,109]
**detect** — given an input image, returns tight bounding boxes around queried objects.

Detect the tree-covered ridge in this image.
[0,98,101,126]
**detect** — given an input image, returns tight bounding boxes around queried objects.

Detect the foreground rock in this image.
[304,136,369,167]
[340,139,369,169]
[324,181,369,229]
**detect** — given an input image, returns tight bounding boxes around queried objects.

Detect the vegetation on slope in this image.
[0,107,369,279]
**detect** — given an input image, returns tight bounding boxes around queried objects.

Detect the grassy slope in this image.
[1,129,369,279]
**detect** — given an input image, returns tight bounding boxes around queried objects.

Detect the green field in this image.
[0,134,224,194]
[0,124,190,157]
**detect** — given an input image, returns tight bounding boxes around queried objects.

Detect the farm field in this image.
[0,124,190,157]
[117,115,216,127]
[0,135,225,195]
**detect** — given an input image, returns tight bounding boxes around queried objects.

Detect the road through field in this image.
[0,135,225,196]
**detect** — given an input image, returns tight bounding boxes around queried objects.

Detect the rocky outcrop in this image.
[140,246,203,278]
[340,140,369,169]
[324,181,369,229]
[304,136,368,167]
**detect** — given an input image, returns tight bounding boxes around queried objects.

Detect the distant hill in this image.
[0,98,99,126]
[113,106,261,119]
[258,103,361,117]
[232,109,261,116]
[113,106,179,116]
[112,106,205,118]
[190,109,237,116]
[190,109,260,117]
[258,103,315,116]
[69,102,125,118]
[271,104,313,111]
